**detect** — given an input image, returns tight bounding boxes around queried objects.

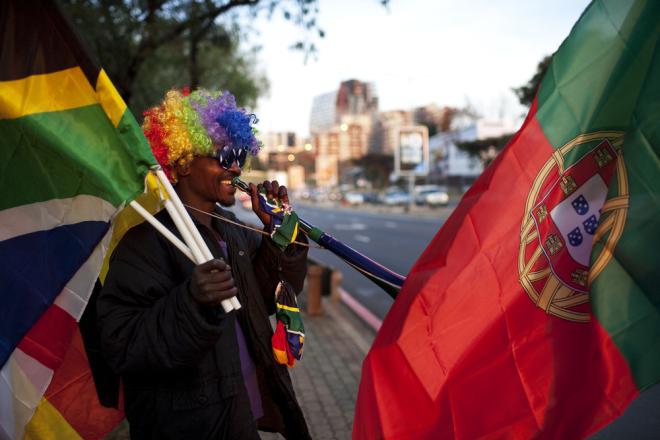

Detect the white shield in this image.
[550,174,608,266]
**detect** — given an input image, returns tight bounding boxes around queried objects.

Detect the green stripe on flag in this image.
[590,35,660,389]
[536,0,659,151]
[533,0,660,390]
[0,105,154,210]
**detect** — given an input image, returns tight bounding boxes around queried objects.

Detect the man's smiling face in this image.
[184,156,242,207]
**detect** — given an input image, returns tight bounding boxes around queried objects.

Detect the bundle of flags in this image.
[245,183,305,366]
[271,281,305,367]
[0,0,156,438]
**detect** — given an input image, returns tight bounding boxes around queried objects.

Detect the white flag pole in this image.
[155,169,214,259]
[161,200,206,262]
[128,200,195,262]
[153,169,240,312]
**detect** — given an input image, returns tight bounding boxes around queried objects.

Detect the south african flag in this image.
[0,0,156,438]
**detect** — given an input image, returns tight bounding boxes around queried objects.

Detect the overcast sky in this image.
[246,0,592,136]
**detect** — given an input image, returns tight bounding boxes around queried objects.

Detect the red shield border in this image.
[531,140,618,292]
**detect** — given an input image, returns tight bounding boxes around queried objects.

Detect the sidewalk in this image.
[106,293,375,440]
[261,295,376,440]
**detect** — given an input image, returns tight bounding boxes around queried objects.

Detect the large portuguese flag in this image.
[354,1,660,439]
[0,0,156,438]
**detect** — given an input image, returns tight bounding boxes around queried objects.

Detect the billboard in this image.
[394,125,429,177]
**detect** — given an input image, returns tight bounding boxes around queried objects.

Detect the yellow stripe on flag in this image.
[146,172,170,200]
[99,190,163,284]
[276,303,300,313]
[95,69,126,127]
[292,221,299,243]
[99,171,169,283]
[24,398,83,440]
[273,347,289,365]
[0,67,97,120]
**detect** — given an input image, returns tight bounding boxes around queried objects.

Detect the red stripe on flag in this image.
[17,305,77,370]
[44,328,124,440]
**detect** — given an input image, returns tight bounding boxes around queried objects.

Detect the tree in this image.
[456,134,512,167]
[351,153,394,189]
[513,55,552,107]
[126,20,269,112]
[57,0,273,111]
[57,0,389,114]
[455,56,552,165]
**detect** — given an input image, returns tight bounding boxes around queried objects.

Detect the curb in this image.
[338,286,383,332]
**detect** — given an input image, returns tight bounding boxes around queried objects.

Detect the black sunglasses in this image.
[215,146,248,169]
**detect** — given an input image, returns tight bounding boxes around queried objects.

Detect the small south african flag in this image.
[271,281,304,367]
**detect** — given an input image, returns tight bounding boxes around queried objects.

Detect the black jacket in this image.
[96,207,311,439]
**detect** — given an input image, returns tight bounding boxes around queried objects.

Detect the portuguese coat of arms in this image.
[519,132,629,322]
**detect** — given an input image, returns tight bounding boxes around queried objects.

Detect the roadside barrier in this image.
[306,258,343,315]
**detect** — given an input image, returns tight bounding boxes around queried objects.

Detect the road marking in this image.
[356,287,378,297]
[384,221,398,228]
[334,223,367,230]
[354,234,371,243]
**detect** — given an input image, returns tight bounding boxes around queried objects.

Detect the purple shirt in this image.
[218,239,263,420]
[235,320,263,420]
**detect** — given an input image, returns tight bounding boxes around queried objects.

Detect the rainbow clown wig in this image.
[142,88,261,182]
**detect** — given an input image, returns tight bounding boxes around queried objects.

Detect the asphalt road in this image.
[228,202,660,438]
[231,201,449,319]
[299,203,448,319]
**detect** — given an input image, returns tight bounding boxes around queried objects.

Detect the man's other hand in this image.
[190,259,237,306]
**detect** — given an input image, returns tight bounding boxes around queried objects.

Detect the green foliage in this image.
[418,121,438,137]
[453,55,551,164]
[56,0,389,118]
[456,134,512,167]
[129,25,269,112]
[55,0,340,115]
[351,153,393,189]
[513,55,552,107]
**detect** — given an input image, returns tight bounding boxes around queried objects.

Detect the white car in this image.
[343,192,365,205]
[415,185,449,206]
[381,189,411,206]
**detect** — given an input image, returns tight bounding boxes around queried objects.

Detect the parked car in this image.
[343,192,365,205]
[361,191,380,204]
[381,189,411,206]
[415,185,449,207]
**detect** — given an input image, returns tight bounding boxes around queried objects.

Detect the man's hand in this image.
[189,259,237,307]
[249,180,290,228]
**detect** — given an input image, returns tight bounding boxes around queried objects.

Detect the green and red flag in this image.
[0,0,156,438]
[354,1,660,438]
